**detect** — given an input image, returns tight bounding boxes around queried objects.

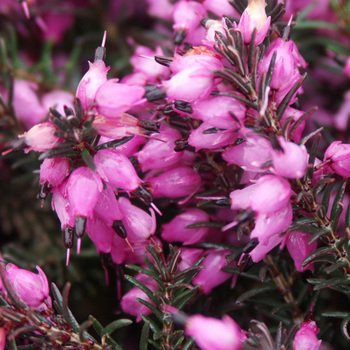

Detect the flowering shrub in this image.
[1,0,350,349]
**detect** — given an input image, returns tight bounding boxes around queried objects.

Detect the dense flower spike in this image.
[4,0,350,347]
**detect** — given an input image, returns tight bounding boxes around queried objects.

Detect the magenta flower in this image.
[161,208,210,245]
[185,314,242,350]
[192,96,246,129]
[188,122,238,151]
[293,321,322,350]
[75,60,110,111]
[250,234,283,263]
[230,175,291,215]
[324,141,350,177]
[285,231,317,272]
[95,80,146,118]
[192,249,232,294]
[67,166,103,218]
[2,263,52,310]
[147,165,201,198]
[118,196,156,241]
[22,121,61,153]
[120,274,157,322]
[172,1,206,35]
[344,57,350,78]
[271,137,308,179]
[39,157,70,188]
[86,217,114,254]
[94,148,141,192]
[137,125,183,171]
[237,0,271,45]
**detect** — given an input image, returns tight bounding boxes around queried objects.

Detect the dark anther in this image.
[113,220,127,239]
[100,252,115,271]
[214,198,231,207]
[203,127,225,134]
[174,100,193,114]
[38,181,52,200]
[243,238,259,254]
[154,55,174,67]
[94,46,106,61]
[269,136,284,152]
[64,106,75,118]
[175,138,194,152]
[236,210,255,224]
[238,254,254,272]
[63,226,75,248]
[133,185,153,206]
[174,29,187,45]
[144,86,166,102]
[139,119,160,133]
[75,216,87,238]
[164,104,174,114]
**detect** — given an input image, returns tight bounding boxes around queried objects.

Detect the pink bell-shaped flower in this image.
[172,1,206,37]
[293,321,322,350]
[249,233,283,263]
[75,60,110,111]
[93,184,122,226]
[120,274,157,322]
[22,121,61,153]
[39,157,70,188]
[94,148,142,192]
[147,165,201,198]
[230,175,291,215]
[188,122,238,151]
[185,314,242,350]
[237,0,271,45]
[67,166,103,218]
[324,141,350,177]
[86,217,114,254]
[137,125,183,172]
[118,196,156,241]
[192,249,232,294]
[95,80,145,118]
[285,231,317,272]
[250,203,293,246]
[223,133,272,172]
[271,137,308,179]
[192,95,245,129]
[2,263,52,310]
[161,208,210,245]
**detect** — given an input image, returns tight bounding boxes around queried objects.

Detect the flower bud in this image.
[271,137,308,179]
[67,166,103,218]
[162,208,210,245]
[192,249,232,294]
[137,125,183,171]
[237,0,271,45]
[120,274,157,322]
[118,196,156,241]
[94,148,142,192]
[3,263,51,310]
[324,141,350,177]
[76,60,110,110]
[22,121,61,153]
[293,321,322,350]
[147,165,201,198]
[285,231,317,272]
[185,314,242,350]
[39,157,70,188]
[188,122,238,151]
[95,80,146,118]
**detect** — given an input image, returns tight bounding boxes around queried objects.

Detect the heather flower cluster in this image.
[1,0,350,349]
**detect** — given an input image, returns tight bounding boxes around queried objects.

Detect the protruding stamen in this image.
[222,220,238,232]
[125,238,134,252]
[76,238,81,254]
[101,30,107,48]
[150,202,162,216]
[21,1,30,19]
[66,248,71,266]
[1,148,13,156]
